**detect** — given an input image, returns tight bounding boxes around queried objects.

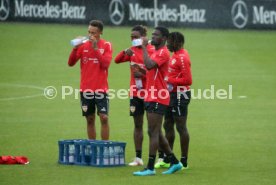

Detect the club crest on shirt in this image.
[99,49,104,54]
[82,105,88,112]
[171,59,176,65]
[130,106,136,113]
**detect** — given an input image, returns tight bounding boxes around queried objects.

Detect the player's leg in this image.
[86,114,96,139]
[175,116,189,168]
[99,113,109,140]
[129,97,144,166]
[163,108,175,150]
[174,91,191,168]
[158,129,182,174]
[133,114,144,158]
[154,108,174,169]
[80,92,96,139]
[133,102,163,176]
[146,112,163,169]
[95,93,109,140]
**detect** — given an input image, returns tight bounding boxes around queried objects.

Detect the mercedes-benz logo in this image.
[231,0,248,29]
[0,0,9,21]
[109,0,124,25]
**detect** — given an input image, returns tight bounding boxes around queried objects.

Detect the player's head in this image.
[167,32,185,52]
[151,26,169,47]
[88,20,104,40]
[131,25,147,40]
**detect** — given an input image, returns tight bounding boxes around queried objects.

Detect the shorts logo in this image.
[130,106,136,113]
[82,105,88,112]
[100,107,106,112]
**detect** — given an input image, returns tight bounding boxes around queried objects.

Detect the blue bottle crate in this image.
[58,139,126,167]
[58,139,77,165]
[91,141,126,167]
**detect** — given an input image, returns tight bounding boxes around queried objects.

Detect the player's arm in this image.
[141,38,157,70]
[168,57,192,86]
[114,49,131,64]
[132,64,146,78]
[94,42,113,69]
[68,46,82,67]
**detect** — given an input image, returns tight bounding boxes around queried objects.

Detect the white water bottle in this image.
[103,147,109,165]
[109,147,114,165]
[135,78,143,89]
[70,36,88,47]
[68,145,75,163]
[167,83,174,92]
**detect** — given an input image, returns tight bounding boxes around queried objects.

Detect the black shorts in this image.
[80,92,109,116]
[144,102,168,115]
[165,91,191,119]
[130,97,145,116]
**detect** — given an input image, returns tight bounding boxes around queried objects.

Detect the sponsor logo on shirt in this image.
[171,59,176,65]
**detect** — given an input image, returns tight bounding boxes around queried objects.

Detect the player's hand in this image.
[89,36,98,49]
[141,37,149,47]
[124,48,133,56]
[134,71,143,78]
[132,64,147,75]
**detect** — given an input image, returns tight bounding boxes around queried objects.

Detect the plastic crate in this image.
[58,139,78,165]
[58,139,126,167]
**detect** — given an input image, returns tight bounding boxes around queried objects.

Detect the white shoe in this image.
[128,157,144,166]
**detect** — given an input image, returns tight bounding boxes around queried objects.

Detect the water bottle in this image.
[70,36,88,47]
[96,146,100,165]
[84,145,91,164]
[119,147,125,164]
[103,146,109,165]
[167,83,174,92]
[68,144,75,163]
[135,78,143,89]
[109,146,114,165]
[114,146,120,165]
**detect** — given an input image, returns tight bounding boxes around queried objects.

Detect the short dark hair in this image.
[155,26,169,38]
[168,32,185,46]
[131,25,147,36]
[89,20,104,32]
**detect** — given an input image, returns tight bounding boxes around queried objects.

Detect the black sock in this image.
[181,156,188,167]
[136,150,142,159]
[158,151,164,159]
[163,155,170,163]
[167,153,179,165]
[147,155,156,170]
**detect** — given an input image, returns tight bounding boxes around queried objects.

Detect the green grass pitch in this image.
[0,22,276,185]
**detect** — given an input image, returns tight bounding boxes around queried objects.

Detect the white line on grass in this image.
[238,95,247,99]
[0,83,45,101]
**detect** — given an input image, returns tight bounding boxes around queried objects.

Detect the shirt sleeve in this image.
[94,42,113,69]
[154,49,170,67]
[114,51,131,63]
[68,47,82,66]
[168,56,192,86]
